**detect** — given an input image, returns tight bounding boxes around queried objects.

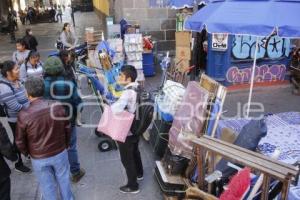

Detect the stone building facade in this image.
[111,0,177,52]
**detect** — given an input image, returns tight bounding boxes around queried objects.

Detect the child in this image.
[12,39,30,66]
[111,65,143,194]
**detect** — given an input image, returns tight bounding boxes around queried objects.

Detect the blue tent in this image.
[185,0,300,38]
[184,0,300,116]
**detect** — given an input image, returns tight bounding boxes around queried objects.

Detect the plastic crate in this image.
[142,52,154,65]
[143,64,155,77]
[157,104,173,122]
[149,119,172,158]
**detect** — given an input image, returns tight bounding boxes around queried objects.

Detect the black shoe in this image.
[119,185,140,194]
[137,175,144,181]
[71,168,86,183]
[15,164,31,173]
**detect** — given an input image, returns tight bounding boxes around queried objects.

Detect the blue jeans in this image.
[31,150,74,200]
[68,126,80,174]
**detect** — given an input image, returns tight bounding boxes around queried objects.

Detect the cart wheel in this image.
[95,128,104,137]
[98,140,113,152]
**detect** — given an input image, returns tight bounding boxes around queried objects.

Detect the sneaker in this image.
[119,185,140,194]
[15,164,31,173]
[137,175,144,181]
[71,168,85,183]
[24,155,31,162]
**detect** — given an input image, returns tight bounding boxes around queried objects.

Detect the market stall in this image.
[151,0,300,199]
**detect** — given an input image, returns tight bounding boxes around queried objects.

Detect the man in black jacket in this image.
[7,11,16,43]
[0,121,18,200]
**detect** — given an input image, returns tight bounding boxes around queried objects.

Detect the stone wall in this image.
[0,0,12,18]
[111,0,177,52]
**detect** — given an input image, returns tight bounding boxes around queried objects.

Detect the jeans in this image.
[117,136,143,188]
[31,150,74,200]
[56,14,62,23]
[0,177,10,200]
[68,126,80,174]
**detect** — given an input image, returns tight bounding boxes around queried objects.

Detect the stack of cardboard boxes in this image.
[175,31,192,73]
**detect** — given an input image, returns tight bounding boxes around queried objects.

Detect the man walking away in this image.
[16,77,74,200]
[0,121,18,200]
[57,5,63,23]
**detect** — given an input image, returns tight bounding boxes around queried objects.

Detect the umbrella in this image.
[184,0,300,116]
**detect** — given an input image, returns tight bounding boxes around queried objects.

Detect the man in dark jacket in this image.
[23,28,38,51]
[0,121,18,200]
[7,11,16,43]
[43,57,85,183]
[16,76,74,200]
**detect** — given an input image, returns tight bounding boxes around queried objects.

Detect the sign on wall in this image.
[212,33,228,51]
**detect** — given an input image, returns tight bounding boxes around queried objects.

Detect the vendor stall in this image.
[152,1,300,200]
[205,34,291,86]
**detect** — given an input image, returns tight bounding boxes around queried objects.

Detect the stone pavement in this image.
[1,9,300,200]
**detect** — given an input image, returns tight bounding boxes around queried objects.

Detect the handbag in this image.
[97,104,134,143]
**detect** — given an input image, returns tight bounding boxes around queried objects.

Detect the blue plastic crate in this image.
[142,52,154,65]
[143,64,155,77]
[156,104,173,122]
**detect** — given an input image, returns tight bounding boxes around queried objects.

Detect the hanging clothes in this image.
[190,29,207,81]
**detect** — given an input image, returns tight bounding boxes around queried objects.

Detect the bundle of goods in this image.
[168,81,210,159]
[124,34,145,83]
[155,80,186,122]
[107,38,124,63]
[143,36,154,52]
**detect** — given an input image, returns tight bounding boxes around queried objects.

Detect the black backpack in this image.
[129,86,154,136]
[0,81,14,117]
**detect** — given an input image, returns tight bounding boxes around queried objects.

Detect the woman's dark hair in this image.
[59,49,75,65]
[25,28,31,35]
[59,49,69,64]
[25,50,40,66]
[0,60,16,77]
[15,38,27,47]
[121,65,137,82]
[62,23,70,31]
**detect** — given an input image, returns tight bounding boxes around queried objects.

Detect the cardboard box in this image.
[175,59,190,73]
[175,31,191,47]
[176,46,191,60]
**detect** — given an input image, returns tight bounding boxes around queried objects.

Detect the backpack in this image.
[128,86,154,136]
[0,81,14,117]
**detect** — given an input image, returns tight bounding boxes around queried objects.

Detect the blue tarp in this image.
[185,0,300,37]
